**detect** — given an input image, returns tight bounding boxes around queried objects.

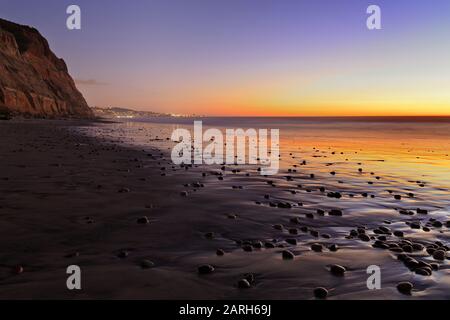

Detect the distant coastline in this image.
[90,106,450,123]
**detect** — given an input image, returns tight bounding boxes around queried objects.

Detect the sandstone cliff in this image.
[0,18,93,118]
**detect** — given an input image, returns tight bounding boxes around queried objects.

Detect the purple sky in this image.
[1,0,450,115]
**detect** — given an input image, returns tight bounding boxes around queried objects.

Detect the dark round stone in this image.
[393,231,404,238]
[286,238,298,245]
[252,241,263,249]
[216,249,225,256]
[432,221,443,228]
[244,273,255,284]
[205,232,215,239]
[402,245,413,253]
[313,287,328,299]
[328,244,339,252]
[379,226,391,234]
[265,242,275,248]
[410,222,421,229]
[358,234,370,242]
[137,216,150,224]
[13,265,24,275]
[311,243,323,252]
[330,264,346,276]
[415,268,432,276]
[282,250,295,260]
[329,209,343,216]
[141,260,155,269]
[310,230,319,237]
[238,279,251,289]
[198,264,215,275]
[397,282,413,295]
[404,258,420,269]
[433,250,446,261]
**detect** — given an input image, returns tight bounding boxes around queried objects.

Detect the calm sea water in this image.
[129,116,450,185]
[82,115,450,211]
[76,116,450,298]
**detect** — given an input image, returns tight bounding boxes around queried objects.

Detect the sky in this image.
[1,0,450,116]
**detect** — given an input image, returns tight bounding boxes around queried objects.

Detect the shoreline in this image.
[0,119,448,300]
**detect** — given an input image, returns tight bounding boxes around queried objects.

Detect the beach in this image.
[0,118,449,299]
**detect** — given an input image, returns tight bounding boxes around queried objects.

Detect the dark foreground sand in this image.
[0,119,448,300]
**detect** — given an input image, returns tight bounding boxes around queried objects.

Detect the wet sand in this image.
[0,119,449,300]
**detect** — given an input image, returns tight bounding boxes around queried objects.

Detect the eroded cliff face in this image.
[0,18,93,118]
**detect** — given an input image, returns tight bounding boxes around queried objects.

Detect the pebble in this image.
[265,242,275,248]
[415,268,432,276]
[13,265,24,275]
[432,221,443,228]
[402,245,413,253]
[117,251,129,259]
[379,226,391,234]
[330,264,346,276]
[311,243,323,252]
[286,238,298,245]
[397,282,413,295]
[394,231,404,238]
[329,209,343,216]
[430,263,439,271]
[358,234,370,242]
[328,244,339,252]
[137,216,150,224]
[433,250,446,260]
[250,241,261,249]
[410,222,421,229]
[198,264,215,275]
[310,230,319,238]
[277,202,292,209]
[313,287,328,299]
[216,249,225,256]
[238,279,251,289]
[282,250,295,260]
[245,273,255,284]
[205,232,215,239]
[141,260,155,269]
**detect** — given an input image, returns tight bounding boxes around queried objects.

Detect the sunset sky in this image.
[2,0,450,116]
